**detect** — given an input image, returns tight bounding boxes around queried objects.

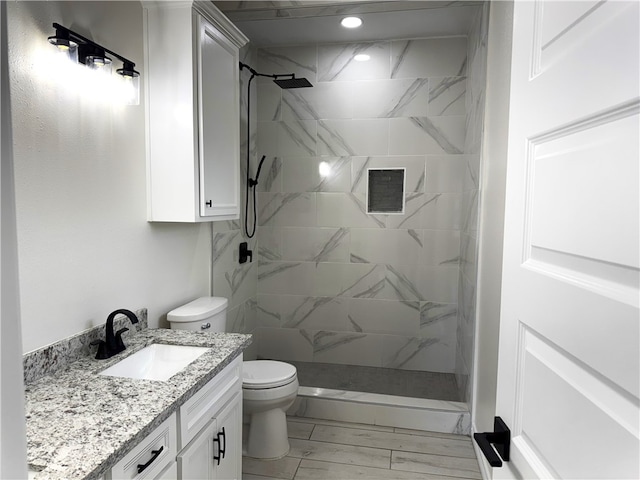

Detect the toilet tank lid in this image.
[167,297,228,322]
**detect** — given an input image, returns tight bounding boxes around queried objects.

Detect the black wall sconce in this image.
[48,23,140,104]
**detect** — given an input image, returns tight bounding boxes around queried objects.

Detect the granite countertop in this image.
[25,328,251,480]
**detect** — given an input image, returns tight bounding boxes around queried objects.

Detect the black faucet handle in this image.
[91,339,111,360]
[114,327,129,350]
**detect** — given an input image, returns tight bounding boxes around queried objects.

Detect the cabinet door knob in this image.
[206,200,212,207]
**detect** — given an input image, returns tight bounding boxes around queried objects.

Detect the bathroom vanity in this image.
[24,325,250,480]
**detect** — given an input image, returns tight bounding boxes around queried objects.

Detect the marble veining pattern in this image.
[283,296,335,328]
[253,32,483,380]
[382,78,429,117]
[396,193,441,229]
[312,227,349,264]
[318,43,389,82]
[313,331,368,355]
[25,328,251,480]
[317,120,356,156]
[279,120,316,156]
[385,264,424,301]
[390,39,412,79]
[421,302,458,329]
[383,337,440,369]
[409,117,463,154]
[258,48,317,83]
[429,76,467,116]
[312,157,351,192]
[212,231,240,267]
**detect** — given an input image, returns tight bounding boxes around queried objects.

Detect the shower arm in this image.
[239,62,297,82]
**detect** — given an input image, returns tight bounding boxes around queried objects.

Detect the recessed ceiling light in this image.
[319,161,332,177]
[341,17,363,29]
[354,54,370,62]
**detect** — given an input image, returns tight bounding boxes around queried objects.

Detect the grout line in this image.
[300,438,476,461]
[291,456,302,480]
[245,420,480,479]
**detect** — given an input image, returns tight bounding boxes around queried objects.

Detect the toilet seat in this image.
[243,361,297,389]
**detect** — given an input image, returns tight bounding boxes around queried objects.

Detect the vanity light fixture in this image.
[47,25,78,62]
[354,54,370,62]
[80,45,112,74]
[340,16,363,28]
[47,23,140,104]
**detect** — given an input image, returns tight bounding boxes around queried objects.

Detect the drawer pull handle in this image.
[219,427,226,459]
[137,446,164,474]
[201,322,211,330]
[213,435,221,465]
[213,427,226,465]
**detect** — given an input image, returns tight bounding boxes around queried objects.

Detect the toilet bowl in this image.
[243,360,298,459]
[167,297,298,460]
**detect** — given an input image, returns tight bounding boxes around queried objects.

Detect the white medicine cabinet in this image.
[143,1,248,222]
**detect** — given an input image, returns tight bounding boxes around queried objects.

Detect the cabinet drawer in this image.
[109,413,177,480]
[178,355,242,448]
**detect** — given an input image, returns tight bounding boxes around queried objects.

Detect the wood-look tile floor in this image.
[243,417,482,480]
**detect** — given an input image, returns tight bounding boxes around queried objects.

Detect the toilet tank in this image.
[167,297,228,332]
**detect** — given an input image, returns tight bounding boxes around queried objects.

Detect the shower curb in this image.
[287,386,471,436]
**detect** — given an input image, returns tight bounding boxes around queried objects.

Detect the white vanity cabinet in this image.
[143,1,248,222]
[177,355,242,480]
[107,356,243,480]
[177,392,242,479]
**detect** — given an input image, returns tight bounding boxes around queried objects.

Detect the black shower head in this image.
[273,77,313,89]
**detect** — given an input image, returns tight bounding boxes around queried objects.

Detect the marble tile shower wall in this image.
[210,44,259,360]
[252,37,471,374]
[457,3,489,403]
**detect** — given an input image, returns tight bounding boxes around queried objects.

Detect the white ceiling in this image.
[214,1,482,47]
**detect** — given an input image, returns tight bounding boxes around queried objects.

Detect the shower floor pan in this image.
[288,361,461,401]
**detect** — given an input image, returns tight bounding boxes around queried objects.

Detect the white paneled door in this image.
[495,1,639,479]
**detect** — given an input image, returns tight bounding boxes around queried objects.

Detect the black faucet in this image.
[91,309,139,360]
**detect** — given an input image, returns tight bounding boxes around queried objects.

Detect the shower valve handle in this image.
[239,242,253,264]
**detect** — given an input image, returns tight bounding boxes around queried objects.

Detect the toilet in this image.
[167,296,298,459]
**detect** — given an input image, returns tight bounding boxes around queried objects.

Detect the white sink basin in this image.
[99,344,209,381]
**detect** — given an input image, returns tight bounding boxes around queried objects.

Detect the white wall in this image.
[471,1,513,477]
[8,1,211,353]
[1,1,28,475]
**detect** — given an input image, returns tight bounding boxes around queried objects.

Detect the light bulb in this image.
[319,161,331,177]
[340,17,363,29]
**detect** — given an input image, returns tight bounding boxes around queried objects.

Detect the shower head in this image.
[273,77,313,89]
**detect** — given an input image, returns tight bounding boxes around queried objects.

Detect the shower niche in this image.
[143,1,248,222]
[367,168,406,214]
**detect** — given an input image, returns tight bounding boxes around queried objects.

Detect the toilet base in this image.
[245,408,290,459]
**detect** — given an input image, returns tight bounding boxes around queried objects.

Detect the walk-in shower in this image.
[222,2,489,426]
